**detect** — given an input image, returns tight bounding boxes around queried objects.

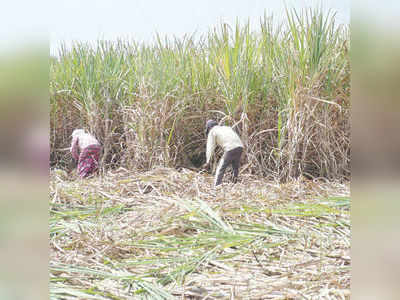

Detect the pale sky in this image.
[46,0,350,56]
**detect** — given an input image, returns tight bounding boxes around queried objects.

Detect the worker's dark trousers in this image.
[215,147,243,186]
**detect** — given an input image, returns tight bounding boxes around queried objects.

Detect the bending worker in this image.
[203,119,244,186]
[70,129,102,178]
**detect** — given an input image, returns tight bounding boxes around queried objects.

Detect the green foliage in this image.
[50,7,350,181]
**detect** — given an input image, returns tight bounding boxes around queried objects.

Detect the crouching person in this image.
[203,120,244,186]
[70,129,102,178]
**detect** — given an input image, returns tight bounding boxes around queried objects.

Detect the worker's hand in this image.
[202,162,209,170]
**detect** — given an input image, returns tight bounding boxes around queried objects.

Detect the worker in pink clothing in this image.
[203,120,244,186]
[70,129,102,178]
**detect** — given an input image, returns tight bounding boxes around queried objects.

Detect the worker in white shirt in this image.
[203,119,244,186]
[70,129,102,178]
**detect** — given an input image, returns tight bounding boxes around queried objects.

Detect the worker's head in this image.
[71,129,85,138]
[205,119,218,136]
